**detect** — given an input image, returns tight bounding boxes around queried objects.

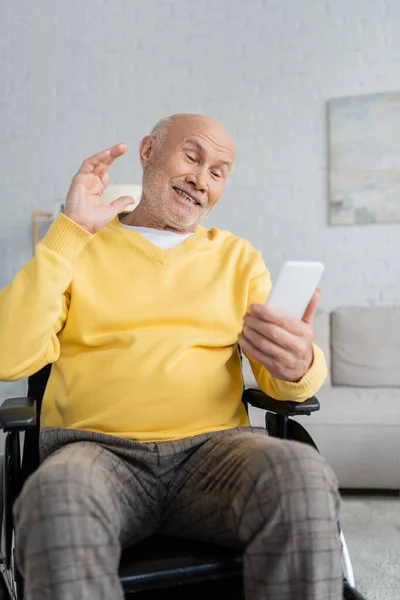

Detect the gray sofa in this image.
[246,307,400,490]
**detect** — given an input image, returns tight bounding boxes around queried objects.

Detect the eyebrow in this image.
[183,138,232,170]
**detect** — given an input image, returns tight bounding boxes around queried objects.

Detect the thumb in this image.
[109,195,137,215]
[302,288,320,324]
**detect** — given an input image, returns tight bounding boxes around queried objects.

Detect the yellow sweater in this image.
[0,214,327,441]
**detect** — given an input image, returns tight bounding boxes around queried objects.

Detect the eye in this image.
[185,154,196,163]
[211,171,221,179]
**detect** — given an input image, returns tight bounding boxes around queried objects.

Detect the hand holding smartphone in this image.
[266,261,324,320]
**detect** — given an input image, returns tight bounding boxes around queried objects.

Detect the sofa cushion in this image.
[331,306,400,386]
[314,309,331,386]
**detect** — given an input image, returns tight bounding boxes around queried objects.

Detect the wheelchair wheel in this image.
[0,532,22,600]
[10,533,23,600]
[0,526,22,599]
[340,529,355,588]
[0,564,15,600]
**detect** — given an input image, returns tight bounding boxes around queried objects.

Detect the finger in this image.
[248,304,305,336]
[71,172,105,197]
[238,333,264,363]
[243,314,300,352]
[238,333,285,375]
[109,195,137,215]
[241,325,289,363]
[95,143,128,178]
[86,172,110,197]
[302,289,320,324]
[78,149,110,175]
[78,144,127,176]
[102,172,110,185]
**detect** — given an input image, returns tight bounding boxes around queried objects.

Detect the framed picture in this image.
[328,91,400,225]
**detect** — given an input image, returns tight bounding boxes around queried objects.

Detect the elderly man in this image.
[0,114,341,600]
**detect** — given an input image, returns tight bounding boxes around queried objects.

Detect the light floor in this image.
[340,496,400,599]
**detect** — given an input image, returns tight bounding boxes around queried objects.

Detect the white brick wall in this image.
[0,0,399,400]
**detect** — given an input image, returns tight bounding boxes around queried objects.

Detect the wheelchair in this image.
[0,363,367,599]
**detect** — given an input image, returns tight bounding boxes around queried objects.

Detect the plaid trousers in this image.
[14,426,342,600]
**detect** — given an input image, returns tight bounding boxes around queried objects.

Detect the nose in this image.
[185,167,208,193]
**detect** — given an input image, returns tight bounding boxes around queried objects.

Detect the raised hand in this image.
[64,144,135,234]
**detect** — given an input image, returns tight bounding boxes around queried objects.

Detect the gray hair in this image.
[150,115,174,149]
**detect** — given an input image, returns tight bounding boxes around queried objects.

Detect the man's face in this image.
[140,116,235,232]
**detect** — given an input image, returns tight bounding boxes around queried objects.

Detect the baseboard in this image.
[339,488,400,497]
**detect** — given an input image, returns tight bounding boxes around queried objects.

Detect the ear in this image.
[139,136,156,167]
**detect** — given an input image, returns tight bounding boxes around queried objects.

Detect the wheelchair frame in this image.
[0,369,366,600]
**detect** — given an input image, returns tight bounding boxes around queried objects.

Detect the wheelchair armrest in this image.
[0,396,37,431]
[244,388,320,416]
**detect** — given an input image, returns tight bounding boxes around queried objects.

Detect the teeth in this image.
[176,188,197,205]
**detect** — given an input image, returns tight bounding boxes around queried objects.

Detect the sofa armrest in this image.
[0,397,37,431]
[244,388,320,416]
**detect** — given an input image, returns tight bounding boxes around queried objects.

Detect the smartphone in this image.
[266,261,324,319]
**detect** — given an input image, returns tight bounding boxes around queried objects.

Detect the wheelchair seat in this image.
[119,534,241,593]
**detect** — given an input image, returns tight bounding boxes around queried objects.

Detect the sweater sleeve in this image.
[0,213,92,381]
[244,252,327,402]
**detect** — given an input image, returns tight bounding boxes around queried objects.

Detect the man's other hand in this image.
[64,144,135,234]
[238,290,320,382]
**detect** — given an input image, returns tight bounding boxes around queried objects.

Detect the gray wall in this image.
[1,0,399,401]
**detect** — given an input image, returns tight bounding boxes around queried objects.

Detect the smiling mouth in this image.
[173,187,201,206]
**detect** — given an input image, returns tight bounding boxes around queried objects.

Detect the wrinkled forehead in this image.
[167,117,235,163]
